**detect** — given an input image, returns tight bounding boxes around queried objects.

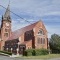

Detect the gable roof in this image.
[8,21,39,40]
[8,20,47,40]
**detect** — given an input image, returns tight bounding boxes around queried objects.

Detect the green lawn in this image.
[20,54,60,59]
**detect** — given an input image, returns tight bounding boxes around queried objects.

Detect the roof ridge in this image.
[8,21,39,40]
[13,21,39,33]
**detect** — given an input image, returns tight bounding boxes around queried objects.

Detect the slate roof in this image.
[8,21,39,40]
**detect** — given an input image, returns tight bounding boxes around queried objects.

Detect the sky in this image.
[0,0,60,38]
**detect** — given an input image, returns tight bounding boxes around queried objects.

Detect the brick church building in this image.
[0,5,48,54]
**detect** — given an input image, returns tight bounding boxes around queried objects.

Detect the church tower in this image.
[0,4,12,50]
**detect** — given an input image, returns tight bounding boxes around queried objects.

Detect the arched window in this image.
[38,29,44,35]
[5,28,10,32]
[4,33,8,37]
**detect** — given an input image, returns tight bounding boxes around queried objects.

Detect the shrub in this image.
[32,50,36,56]
[24,49,49,56]
[35,49,49,56]
[25,49,33,56]
[52,49,60,54]
[0,51,12,55]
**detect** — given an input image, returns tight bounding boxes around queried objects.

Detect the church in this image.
[0,5,48,54]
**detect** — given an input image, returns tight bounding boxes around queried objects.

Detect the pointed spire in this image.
[3,1,11,21]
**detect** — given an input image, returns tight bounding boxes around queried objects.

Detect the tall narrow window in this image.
[37,38,45,44]
[37,38,40,44]
[41,38,45,44]
[5,29,9,32]
[5,29,8,32]
[41,38,42,44]
[4,33,8,37]
[42,38,45,44]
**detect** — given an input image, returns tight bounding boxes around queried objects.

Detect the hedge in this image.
[35,49,49,56]
[24,49,49,56]
[0,51,12,55]
[24,49,33,56]
[52,49,60,54]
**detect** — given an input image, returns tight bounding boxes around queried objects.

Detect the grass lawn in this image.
[20,54,60,59]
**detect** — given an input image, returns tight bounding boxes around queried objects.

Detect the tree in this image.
[49,34,60,53]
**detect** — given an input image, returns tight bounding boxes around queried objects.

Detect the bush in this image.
[35,49,49,56]
[32,50,36,56]
[49,34,60,54]
[25,49,33,56]
[52,49,60,54]
[24,49,49,56]
[0,51,12,55]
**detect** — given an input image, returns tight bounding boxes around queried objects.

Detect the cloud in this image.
[46,25,60,38]
[14,0,60,15]
[0,0,60,18]
[12,19,30,31]
[0,0,60,37]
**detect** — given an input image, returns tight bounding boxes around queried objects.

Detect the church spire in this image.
[3,1,11,21]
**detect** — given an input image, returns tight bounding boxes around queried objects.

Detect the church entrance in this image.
[19,44,26,55]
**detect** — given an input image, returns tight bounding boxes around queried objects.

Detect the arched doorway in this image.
[19,44,26,55]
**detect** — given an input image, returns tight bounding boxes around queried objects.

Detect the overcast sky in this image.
[0,0,60,38]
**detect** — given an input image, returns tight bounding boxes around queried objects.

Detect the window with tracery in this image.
[38,29,44,35]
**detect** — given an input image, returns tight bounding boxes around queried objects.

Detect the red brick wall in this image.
[33,21,48,49]
[1,20,11,50]
[18,21,48,49]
